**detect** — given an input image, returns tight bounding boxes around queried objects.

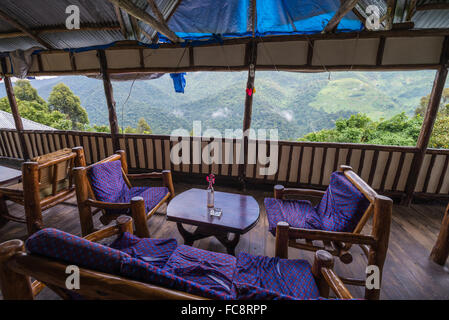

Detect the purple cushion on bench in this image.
[316,171,370,232]
[120,256,234,299]
[110,232,177,268]
[232,252,320,300]
[26,228,130,274]
[264,198,321,235]
[163,245,236,297]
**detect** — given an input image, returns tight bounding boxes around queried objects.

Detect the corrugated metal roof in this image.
[0,0,448,53]
[0,110,55,130]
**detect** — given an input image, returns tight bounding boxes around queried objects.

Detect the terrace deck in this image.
[0,181,448,300]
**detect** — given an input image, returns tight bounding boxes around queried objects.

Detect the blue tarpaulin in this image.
[160,0,363,42]
[170,73,187,93]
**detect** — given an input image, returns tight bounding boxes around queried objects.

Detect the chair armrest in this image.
[321,267,353,300]
[84,216,133,242]
[287,226,376,246]
[85,199,132,210]
[274,185,325,199]
[127,172,164,180]
[312,250,353,299]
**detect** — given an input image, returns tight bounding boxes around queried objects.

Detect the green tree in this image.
[13,80,46,105]
[48,83,89,130]
[299,112,423,147]
[136,117,152,134]
[414,88,449,117]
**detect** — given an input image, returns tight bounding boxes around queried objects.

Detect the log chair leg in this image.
[312,250,334,298]
[0,239,34,299]
[430,204,449,265]
[365,195,392,300]
[73,167,94,236]
[131,197,150,238]
[22,163,43,236]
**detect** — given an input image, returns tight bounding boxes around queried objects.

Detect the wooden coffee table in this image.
[167,188,260,255]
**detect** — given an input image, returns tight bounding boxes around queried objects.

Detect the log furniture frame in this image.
[273,165,393,300]
[0,148,84,236]
[0,216,353,300]
[72,147,175,238]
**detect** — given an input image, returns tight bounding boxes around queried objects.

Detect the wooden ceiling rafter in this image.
[323,0,360,33]
[0,8,53,49]
[114,4,128,39]
[416,2,449,11]
[106,0,181,42]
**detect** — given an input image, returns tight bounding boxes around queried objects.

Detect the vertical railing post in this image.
[1,58,30,160]
[98,50,121,152]
[238,40,257,187]
[403,36,449,205]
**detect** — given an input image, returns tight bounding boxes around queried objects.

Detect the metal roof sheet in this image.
[0,110,55,130]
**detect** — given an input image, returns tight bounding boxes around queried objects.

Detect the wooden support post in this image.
[238,41,257,186]
[98,50,121,152]
[403,51,448,205]
[430,203,449,265]
[2,59,30,160]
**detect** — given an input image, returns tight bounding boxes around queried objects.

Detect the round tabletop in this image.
[167,188,260,234]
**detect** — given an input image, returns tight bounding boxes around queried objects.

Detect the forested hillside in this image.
[0,70,445,141]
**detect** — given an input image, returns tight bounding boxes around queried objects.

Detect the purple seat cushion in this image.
[88,160,169,215]
[26,228,130,274]
[109,232,177,268]
[232,252,320,300]
[264,198,321,235]
[316,172,370,232]
[120,257,234,299]
[163,245,236,297]
[128,186,169,213]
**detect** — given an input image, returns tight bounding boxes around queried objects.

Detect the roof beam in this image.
[106,0,181,42]
[323,0,360,33]
[147,0,168,27]
[0,24,121,40]
[114,5,128,39]
[416,3,449,11]
[0,8,53,49]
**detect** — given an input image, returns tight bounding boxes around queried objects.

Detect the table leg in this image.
[176,223,208,246]
[216,233,240,256]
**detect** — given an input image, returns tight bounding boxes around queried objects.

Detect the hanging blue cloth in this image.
[170,73,186,93]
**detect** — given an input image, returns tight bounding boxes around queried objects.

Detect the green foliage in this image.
[48,83,89,130]
[0,80,72,130]
[300,112,423,146]
[414,88,449,117]
[136,117,152,134]
[13,80,47,105]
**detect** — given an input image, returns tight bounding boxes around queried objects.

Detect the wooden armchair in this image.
[0,216,352,300]
[267,165,393,300]
[72,148,175,238]
[0,148,84,236]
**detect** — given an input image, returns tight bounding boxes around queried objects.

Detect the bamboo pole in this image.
[98,50,121,152]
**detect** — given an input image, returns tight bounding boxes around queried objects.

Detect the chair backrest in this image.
[25,148,78,199]
[315,166,379,235]
[87,160,129,203]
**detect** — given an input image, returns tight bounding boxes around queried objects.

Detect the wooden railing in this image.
[1,129,448,199]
